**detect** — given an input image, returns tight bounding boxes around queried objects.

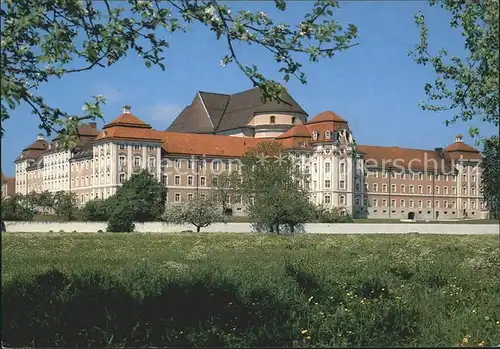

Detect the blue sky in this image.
[1,1,496,176]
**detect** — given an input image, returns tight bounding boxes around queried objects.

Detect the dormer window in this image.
[291,117,296,124]
[325,130,331,139]
[270,115,276,124]
[312,130,319,140]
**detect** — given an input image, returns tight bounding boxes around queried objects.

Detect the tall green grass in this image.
[2,233,500,347]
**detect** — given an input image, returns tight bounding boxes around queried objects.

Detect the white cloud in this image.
[147,103,183,125]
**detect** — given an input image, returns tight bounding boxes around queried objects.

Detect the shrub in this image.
[107,200,135,233]
[81,199,109,221]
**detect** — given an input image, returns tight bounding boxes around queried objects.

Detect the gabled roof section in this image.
[166,94,216,133]
[443,135,482,160]
[199,91,230,130]
[276,124,311,139]
[216,86,307,132]
[167,86,307,133]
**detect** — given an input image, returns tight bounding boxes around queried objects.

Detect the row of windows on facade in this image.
[370,198,483,210]
[366,171,478,182]
[369,183,478,196]
[172,193,243,204]
[115,144,157,151]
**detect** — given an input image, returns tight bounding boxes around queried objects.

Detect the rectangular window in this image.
[382,184,387,192]
[400,200,405,208]
[409,200,414,208]
[213,177,218,186]
[174,193,181,202]
[391,184,396,192]
[325,162,331,173]
[427,186,432,194]
[212,161,219,171]
[174,175,180,185]
[373,183,378,192]
[134,156,141,167]
[325,180,331,188]
[391,199,396,207]
[119,144,125,150]
[382,199,387,207]
[134,144,141,150]
[435,186,440,194]
[187,193,194,201]
[175,159,181,168]
[427,200,431,208]
[373,198,378,207]
[444,186,448,195]
[401,185,405,193]
[225,160,230,171]
[339,180,345,189]
[162,175,168,186]
[119,173,126,184]
[324,195,331,204]
[200,176,206,186]
[187,176,193,186]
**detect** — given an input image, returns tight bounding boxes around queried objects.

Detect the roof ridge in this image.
[198,91,230,97]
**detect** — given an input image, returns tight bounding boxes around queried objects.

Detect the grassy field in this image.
[2,233,500,347]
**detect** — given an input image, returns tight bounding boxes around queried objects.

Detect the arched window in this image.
[325,130,331,139]
[291,116,296,124]
[312,130,319,140]
[270,115,276,124]
[339,195,346,205]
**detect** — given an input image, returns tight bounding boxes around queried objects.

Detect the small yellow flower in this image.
[301,329,308,335]
[463,337,469,344]
[496,320,500,325]
[305,336,311,340]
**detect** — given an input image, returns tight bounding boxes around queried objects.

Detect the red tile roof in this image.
[357,144,454,171]
[104,112,152,129]
[308,110,347,124]
[276,124,311,139]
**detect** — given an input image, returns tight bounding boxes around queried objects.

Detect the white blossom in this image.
[82,105,88,112]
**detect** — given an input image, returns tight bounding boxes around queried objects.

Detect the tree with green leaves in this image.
[211,171,241,215]
[81,198,109,221]
[53,190,78,221]
[163,194,226,232]
[1,0,357,143]
[0,193,36,221]
[113,169,167,222]
[410,0,499,139]
[480,136,500,219]
[107,200,136,233]
[239,141,314,234]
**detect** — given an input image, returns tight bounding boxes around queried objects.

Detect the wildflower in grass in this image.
[478,340,487,347]
[308,295,314,302]
[301,329,308,335]
[305,336,311,340]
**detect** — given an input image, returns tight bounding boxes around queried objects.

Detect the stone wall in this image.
[2,221,497,234]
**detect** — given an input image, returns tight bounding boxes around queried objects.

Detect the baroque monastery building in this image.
[14,87,487,220]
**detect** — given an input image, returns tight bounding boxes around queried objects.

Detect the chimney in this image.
[89,122,97,129]
[37,133,44,141]
[123,105,131,114]
[455,134,463,143]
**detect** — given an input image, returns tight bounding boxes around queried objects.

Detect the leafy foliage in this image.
[410,0,499,138]
[81,198,109,221]
[106,200,136,233]
[211,171,241,215]
[53,191,78,221]
[2,234,500,347]
[0,193,36,221]
[1,0,357,142]
[312,205,354,223]
[164,194,226,232]
[240,141,314,234]
[113,169,167,222]
[480,136,500,219]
